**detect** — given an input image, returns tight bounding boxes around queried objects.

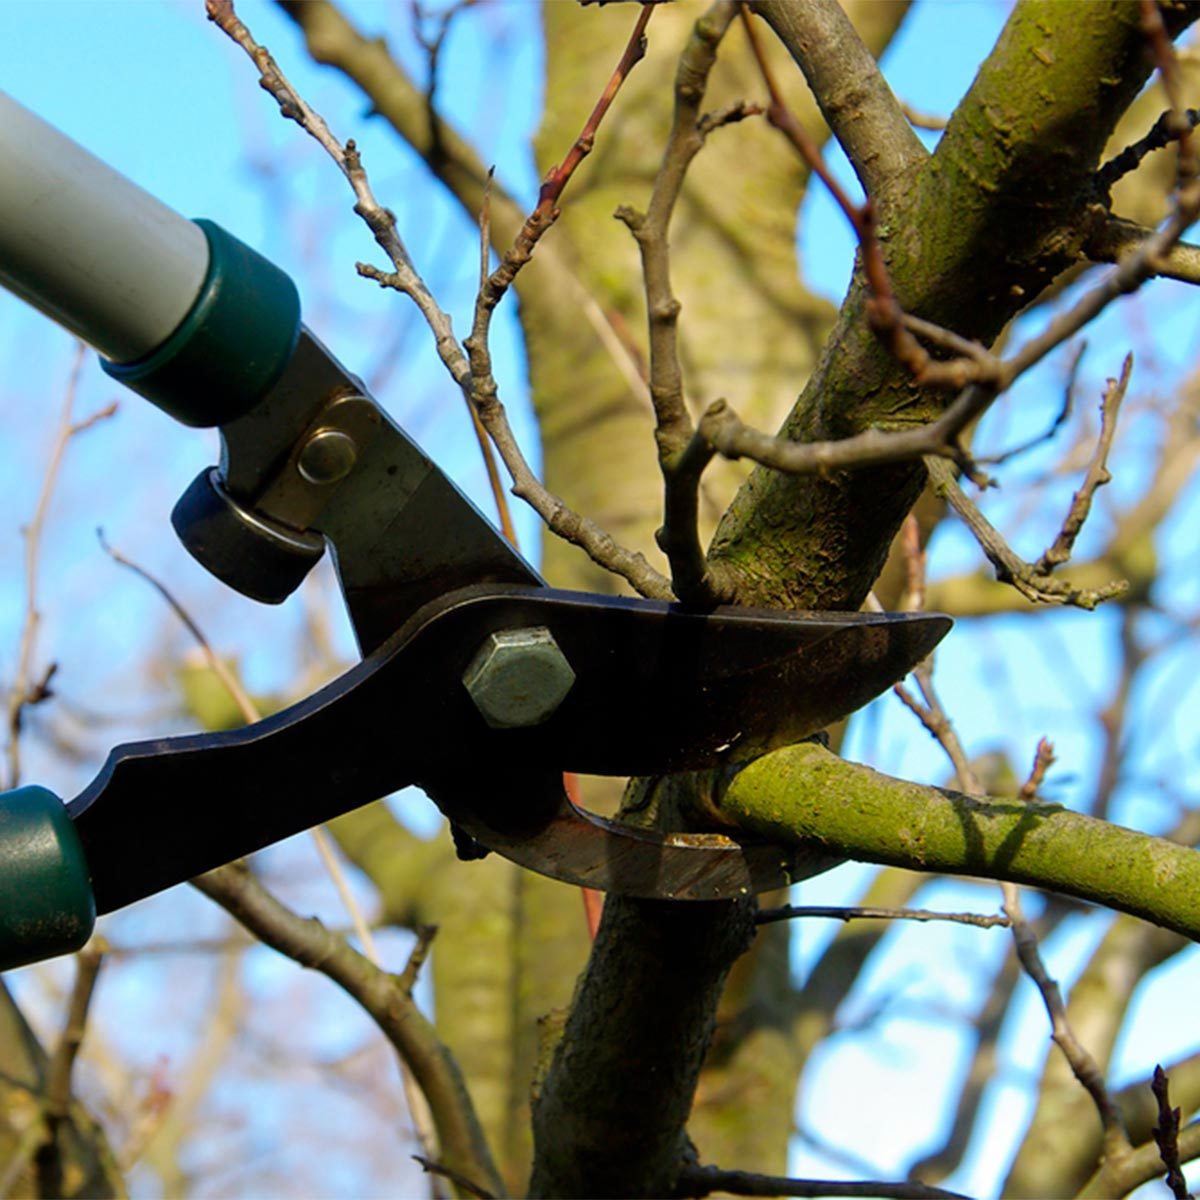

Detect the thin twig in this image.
[411,0,478,169]
[616,1,740,605]
[1004,879,1133,1164]
[754,905,1010,930]
[33,937,107,1198]
[675,1163,971,1200]
[1018,738,1056,803]
[699,385,991,482]
[194,860,504,1197]
[210,0,668,597]
[6,345,114,789]
[925,456,1128,611]
[1034,354,1130,575]
[98,531,471,1177]
[897,663,1132,1168]
[412,1154,496,1200]
[697,4,1200,508]
[1098,108,1200,196]
[981,341,1085,467]
[738,6,991,390]
[1080,1121,1200,1199]
[460,2,675,600]
[1141,0,1197,188]
[1153,1064,1193,1200]
[1086,217,1200,285]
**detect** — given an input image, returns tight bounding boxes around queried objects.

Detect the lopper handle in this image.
[0,91,302,427]
[0,786,95,971]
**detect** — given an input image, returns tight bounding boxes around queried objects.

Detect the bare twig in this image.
[924,456,1128,610]
[461,3,676,600]
[1097,108,1200,197]
[471,173,519,548]
[739,6,994,391]
[1019,738,1056,802]
[1086,217,1200,285]
[754,905,1009,930]
[194,860,503,1196]
[897,665,1132,1169]
[675,1163,971,1199]
[1033,354,1130,575]
[413,1154,496,1200]
[685,5,1200,508]
[411,0,478,167]
[1153,1065,1193,1200]
[93,536,462,1144]
[615,1,741,604]
[1004,880,1133,1164]
[1141,0,1197,187]
[6,346,115,789]
[981,342,1085,467]
[29,940,106,1195]
[699,384,992,481]
[211,0,667,597]
[1079,1121,1200,1199]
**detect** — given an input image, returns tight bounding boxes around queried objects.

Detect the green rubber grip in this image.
[0,786,96,971]
[102,219,301,428]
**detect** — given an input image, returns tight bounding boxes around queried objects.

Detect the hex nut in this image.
[462,626,576,729]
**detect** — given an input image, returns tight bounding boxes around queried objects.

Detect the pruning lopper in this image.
[0,94,950,970]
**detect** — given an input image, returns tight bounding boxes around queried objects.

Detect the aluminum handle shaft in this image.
[0,90,209,363]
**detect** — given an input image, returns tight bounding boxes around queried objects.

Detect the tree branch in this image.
[748,0,925,199]
[675,1163,970,1200]
[925,456,1128,610]
[701,741,1200,943]
[1086,215,1200,284]
[756,904,1009,929]
[194,863,503,1198]
[1077,1120,1200,1199]
[529,897,755,1197]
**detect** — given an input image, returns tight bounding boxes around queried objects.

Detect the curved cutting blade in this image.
[68,585,949,910]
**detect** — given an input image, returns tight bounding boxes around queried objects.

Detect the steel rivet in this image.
[298,429,358,485]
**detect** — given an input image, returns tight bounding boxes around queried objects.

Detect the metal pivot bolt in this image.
[298,429,358,485]
[462,627,576,729]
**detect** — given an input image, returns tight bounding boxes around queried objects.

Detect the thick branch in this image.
[701,742,1200,943]
[529,897,755,1198]
[710,1,1200,613]
[749,0,925,199]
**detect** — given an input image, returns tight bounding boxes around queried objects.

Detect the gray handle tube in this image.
[0,90,210,363]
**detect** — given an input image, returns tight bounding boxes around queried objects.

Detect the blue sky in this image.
[1,3,1197,1197]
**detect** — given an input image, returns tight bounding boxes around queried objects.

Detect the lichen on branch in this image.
[701,741,1200,943]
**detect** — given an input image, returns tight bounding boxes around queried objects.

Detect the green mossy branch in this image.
[708,742,1200,943]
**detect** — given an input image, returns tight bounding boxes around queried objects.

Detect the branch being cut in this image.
[700,740,1200,943]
